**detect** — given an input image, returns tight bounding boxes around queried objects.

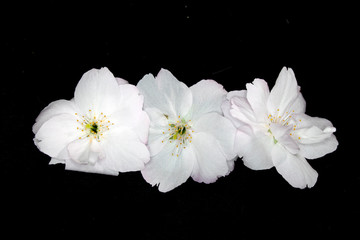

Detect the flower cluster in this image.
[33,67,338,192]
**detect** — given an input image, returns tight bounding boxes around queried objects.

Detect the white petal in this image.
[34,113,79,159]
[294,113,335,132]
[137,69,192,118]
[272,144,318,188]
[33,99,78,134]
[117,84,143,110]
[294,114,338,159]
[141,142,195,192]
[268,67,305,116]
[246,78,270,121]
[108,84,150,144]
[235,125,274,170]
[101,126,150,172]
[192,112,236,160]
[299,135,338,160]
[189,80,227,120]
[144,108,170,157]
[116,77,129,85]
[190,132,230,184]
[65,158,118,176]
[227,90,247,99]
[132,111,150,144]
[49,158,65,165]
[221,90,248,129]
[222,100,240,128]
[145,107,169,128]
[74,67,121,115]
[270,123,299,154]
[67,138,103,164]
[229,96,257,126]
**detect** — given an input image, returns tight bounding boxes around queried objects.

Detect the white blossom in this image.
[137,69,237,192]
[222,67,338,188]
[33,67,150,175]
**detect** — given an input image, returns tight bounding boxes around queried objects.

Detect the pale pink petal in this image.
[235,125,274,170]
[268,67,305,116]
[229,96,257,126]
[132,111,150,144]
[33,99,78,134]
[141,142,195,192]
[270,123,299,154]
[190,132,229,184]
[101,126,150,172]
[299,135,338,160]
[222,90,248,128]
[49,158,65,165]
[192,112,236,160]
[137,69,192,118]
[74,67,120,115]
[116,77,128,85]
[65,158,118,176]
[294,113,338,159]
[272,144,318,188]
[246,78,270,121]
[67,138,103,164]
[34,113,79,159]
[189,80,227,120]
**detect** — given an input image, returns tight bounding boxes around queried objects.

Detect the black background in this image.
[2,1,357,238]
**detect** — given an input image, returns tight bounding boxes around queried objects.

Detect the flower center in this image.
[75,109,114,141]
[267,108,302,143]
[162,115,194,157]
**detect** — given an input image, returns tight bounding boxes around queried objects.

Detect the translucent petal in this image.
[141,142,195,192]
[189,80,227,120]
[190,132,229,184]
[34,113,79,159]
[137,69,192,118]
[272,144,318,188]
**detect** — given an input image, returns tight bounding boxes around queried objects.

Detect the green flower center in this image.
[86,122,99,134]
[161,115,194,157]
[75,109,114,141]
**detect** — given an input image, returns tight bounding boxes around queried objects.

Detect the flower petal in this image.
[272,144,318,188]
[235,125,274,170]
[229,95,257,126]
[74,67,121,115]
[33,99,78,134]
[101,126,150,172]
[65,158,118,176]
[141,142,195,192]
[133,111,150,144]
[137,69,192,118]
[268,67,305,116]
[49,158,65,165]
[299,135,338,160]
[34,113,79,159]
[270,123,299,154]
[116,77,128,85]
[110,84,150,143]
[246,78,270,121]
[145,107,169,128]
[143,107,170,157]
[67,138,103,164]
[294,114,338,159]
[189,80,227,120]
[221,90,248,128]
[192,112,236,160]
[190,132,230,184]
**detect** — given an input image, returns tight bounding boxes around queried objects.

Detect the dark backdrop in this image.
[2,1,356,238]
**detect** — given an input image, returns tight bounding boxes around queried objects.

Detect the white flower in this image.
[137,69,237,192]
[33,67,150,175]
[222,67,338,188]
